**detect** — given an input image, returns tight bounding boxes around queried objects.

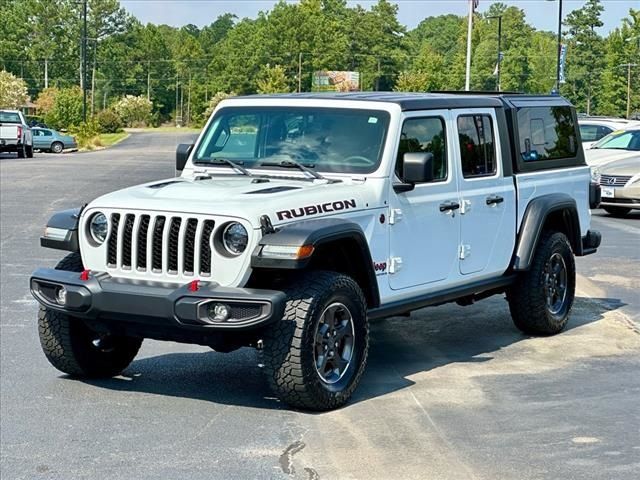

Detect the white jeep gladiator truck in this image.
[0,109,33,158]
[31,93,601,410]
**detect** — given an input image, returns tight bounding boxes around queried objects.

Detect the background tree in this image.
[257,65,291,94]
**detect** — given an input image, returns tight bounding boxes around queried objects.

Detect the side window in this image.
[517,106,577,161]
[596,126,612,140]
[33,129,41,137]
[396,117,447,182]
[579,124,599,142]
[43,130,53,137]
[457,114,496,178]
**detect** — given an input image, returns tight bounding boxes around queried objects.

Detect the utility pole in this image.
[298,53,302,93]
[82,0,88,122]
[44,59,48,89]
[147,61,151,101]
[464,0,477,91]
[546,0,564,92]
[619,63,638,119]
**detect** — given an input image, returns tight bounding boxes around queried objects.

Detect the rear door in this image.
[452,109,516,277]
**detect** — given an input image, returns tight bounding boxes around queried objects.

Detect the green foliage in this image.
[0,70,28,108]
[113,95,153,127]
[69,118,101,149]
[1,0,637,119]
[95,108,123,133]
[257,65,291,94]
[44,87,83,129]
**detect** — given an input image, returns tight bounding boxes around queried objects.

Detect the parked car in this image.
[32,128,77,153]
[585,128,640,168]
[578,117,639,149]
[31,92,601,411]
[0,109,33,158]
[595,156,640,217]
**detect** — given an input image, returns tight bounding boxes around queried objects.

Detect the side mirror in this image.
[403,152,434,184]
[176,143,194,174]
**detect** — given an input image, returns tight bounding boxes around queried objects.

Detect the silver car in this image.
[596,157,640,217]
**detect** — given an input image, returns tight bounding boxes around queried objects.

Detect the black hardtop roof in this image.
[235,91,573,111]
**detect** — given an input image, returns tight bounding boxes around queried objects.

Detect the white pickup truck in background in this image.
[0,109,33,158]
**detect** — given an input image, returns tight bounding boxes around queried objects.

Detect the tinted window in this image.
[43,130,53,136]
[195,107,390,174]
[517,106,577,161]
[457,114,496,178]
[396,117,447,182]
[597,126,613,140]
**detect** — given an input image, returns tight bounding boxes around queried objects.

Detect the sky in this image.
[120,0,636,34]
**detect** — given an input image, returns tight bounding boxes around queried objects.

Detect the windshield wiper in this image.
[196,157,252,176]
[260,159,326,180]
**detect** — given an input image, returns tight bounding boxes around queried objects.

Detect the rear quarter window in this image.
[518,106,577,162]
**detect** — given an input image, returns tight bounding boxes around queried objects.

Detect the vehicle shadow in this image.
[77,295,626,411]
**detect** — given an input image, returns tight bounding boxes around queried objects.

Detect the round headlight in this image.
[222,222,248,255]
[89,213,108,244]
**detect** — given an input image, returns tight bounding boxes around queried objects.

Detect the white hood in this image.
[86,175,376,228]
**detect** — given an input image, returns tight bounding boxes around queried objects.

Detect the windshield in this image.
[194,107,390,174]
[592,130,640,151]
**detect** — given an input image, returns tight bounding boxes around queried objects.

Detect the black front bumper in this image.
[30,268,286,333]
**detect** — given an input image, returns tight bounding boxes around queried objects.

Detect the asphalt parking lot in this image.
[1,134,639,480]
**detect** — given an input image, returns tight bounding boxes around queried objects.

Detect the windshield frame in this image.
[193,106,392,175]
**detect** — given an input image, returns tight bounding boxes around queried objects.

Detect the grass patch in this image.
[78,132,129,151]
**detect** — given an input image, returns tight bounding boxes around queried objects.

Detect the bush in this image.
[44,87,83,130]
[113,95,153,127]
[69,119,100,150]
[203,91,236,120]
[0,70,28,109]
[96,108,123,133]
[35,87,59,116]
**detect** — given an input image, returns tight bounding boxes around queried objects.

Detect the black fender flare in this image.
[513,193,582,271]
[251,218,380,307]
[40,207,82,252]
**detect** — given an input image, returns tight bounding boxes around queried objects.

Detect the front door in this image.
[452,110,516,276]
[388,111,461,290]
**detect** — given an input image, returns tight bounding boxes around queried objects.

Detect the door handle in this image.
[486,195,504,206]
[439,201,461,213]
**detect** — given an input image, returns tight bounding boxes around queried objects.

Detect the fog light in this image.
[208,303,230,322]
[56,287,67,305]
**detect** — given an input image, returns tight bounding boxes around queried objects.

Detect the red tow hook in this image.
[80,269,91,281]
[188,280,200,292]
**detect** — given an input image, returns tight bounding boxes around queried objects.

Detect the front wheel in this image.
[603,206,631,217]
[507,231,575,335]
[262,271,369,411]
[37,253,142,377]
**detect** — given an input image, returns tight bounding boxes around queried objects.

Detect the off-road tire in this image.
[51,141,64,154]
[26,145,34,157]
[602,206,631,218]
[507,231,575,335]
[17,144,26,158]
[262,271,369,411]
[38,253,143,377]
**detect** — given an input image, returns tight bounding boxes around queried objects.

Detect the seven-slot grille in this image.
[599,175,631,187]
[106,213,216,276]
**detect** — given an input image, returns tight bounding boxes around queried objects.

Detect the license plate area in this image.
[601,186,614,198]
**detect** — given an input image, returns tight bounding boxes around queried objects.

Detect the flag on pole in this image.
[493,52,504,75]
[559,44,567,84]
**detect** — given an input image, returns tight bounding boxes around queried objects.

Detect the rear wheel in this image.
[262,271,369,411]
[507,231,575,335]
[51,141,64,154]
[26,145,34,157]
[603,206,631,217]
[38,253,142,377]
[17,144,26,158]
